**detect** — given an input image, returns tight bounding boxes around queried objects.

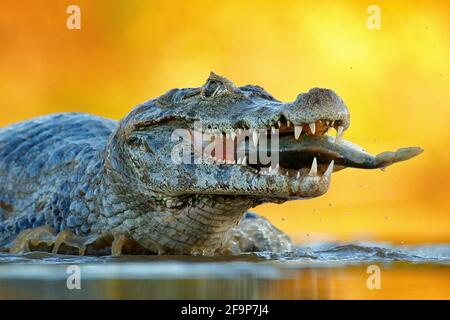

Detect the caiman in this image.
[0,73,422,256]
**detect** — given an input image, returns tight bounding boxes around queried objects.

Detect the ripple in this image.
[256,243,450,262]
[0,243,448,265]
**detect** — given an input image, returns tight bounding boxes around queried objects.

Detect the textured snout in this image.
[283,88,350,131]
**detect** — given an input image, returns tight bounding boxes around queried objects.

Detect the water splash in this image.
[0,243,448,265]
[256,243,450,262]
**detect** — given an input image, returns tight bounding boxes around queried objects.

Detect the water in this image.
[0,243,449,299]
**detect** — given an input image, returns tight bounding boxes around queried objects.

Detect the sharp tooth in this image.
[308,157,318,176]
[231,131,236,140]
[237,158,242,164]
[309,122,316,135]
[212,86,221,97]
[275,163,279,170]
[252,130,259,147]
[241,156,247,166]
[296,171,300,179]
[268,166,272,173]
[325,120,330,126]
[271,127,276,135]
[335,126,344,143]
[295,126,302,139]
[324,160,334,178]
[278,121,282,127]
[203,132,211,140]
[285,171,290,177]
[287,120,291,127]
[330,120,335,127]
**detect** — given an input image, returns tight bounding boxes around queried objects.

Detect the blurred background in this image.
[0,0,448,245]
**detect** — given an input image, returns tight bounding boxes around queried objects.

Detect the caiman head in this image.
[106,72,422,207]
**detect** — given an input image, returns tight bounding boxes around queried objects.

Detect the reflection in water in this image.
[0,244,449,299]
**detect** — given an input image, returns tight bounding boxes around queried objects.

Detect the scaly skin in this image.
[0,73,422,255]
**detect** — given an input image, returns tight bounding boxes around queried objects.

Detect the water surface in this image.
[0,243,448,299]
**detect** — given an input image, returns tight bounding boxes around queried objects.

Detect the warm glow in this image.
[0,0,449,244]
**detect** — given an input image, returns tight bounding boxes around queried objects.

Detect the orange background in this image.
[0,0,449,244]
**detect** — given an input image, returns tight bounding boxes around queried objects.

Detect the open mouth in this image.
[190,116,422,178]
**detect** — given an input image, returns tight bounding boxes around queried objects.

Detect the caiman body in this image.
[0,73,422,255]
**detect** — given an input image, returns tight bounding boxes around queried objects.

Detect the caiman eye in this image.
[203,80,223,98]
[200,72,244,98]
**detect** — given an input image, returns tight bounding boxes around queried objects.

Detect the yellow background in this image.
[0,0,449,244]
